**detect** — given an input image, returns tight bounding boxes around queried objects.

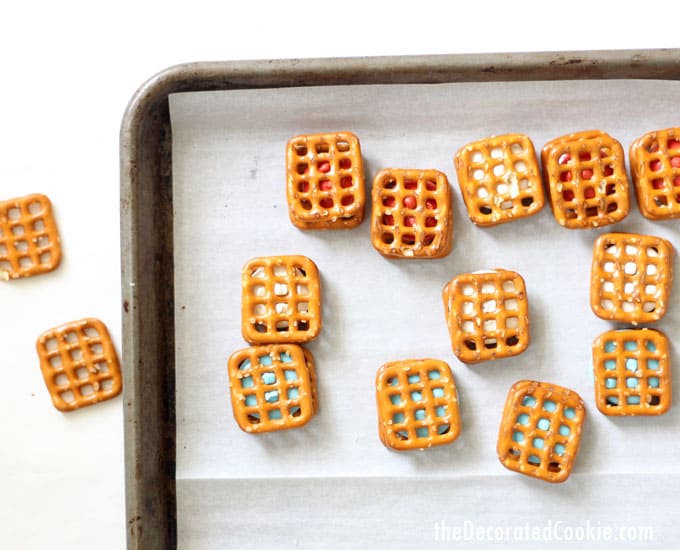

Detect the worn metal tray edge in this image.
[119,49,680,550]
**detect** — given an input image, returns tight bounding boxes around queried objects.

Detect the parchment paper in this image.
[171,80,680,548]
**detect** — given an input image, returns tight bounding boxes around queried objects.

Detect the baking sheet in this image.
[170,80,680,547]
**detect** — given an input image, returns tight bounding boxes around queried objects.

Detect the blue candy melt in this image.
[533,437,544,450]
[528,455,541,465]
[522,395,537,407]
[390,394,402,405]
[408,374,421,384]
[537,418,550,431]
[239,358,251,370]
[259,355,273,366]
[241,376,254,389]
[554,444,566,456]
[428,370,441,380]
[624,341,638,351]
[279,352,293,363]
[245,394,257,406]
[626,358,638,371]
[604,359,616,370]
[262,372,276,385]
[393,412,405,424]
[606,378,617,389]
[437,424,450,435]
[648,376,660,388]
[268,409,282,420]
[564,407,576,419]
[432,388,444,398]
[627,396,641,405]
[604,341,616,352]
[435,406,446,417]
[415,409,426,421]
[265,390,279,403]
[416,427,429,438]
[648,359,659,370]
[543,400,556,412]
[645,340,657,352]
[606,396,619,406]
[287,388,299,399]
[411,391,423,402]
[626,378,639,388]
[517,413,529,425]
[284,370,298,381]
[559,424,570,436]
[512,431,524,442]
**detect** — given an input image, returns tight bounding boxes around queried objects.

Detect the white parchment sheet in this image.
[171,81,680,548]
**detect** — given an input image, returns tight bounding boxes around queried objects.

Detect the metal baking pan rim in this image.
[119,49,680,550]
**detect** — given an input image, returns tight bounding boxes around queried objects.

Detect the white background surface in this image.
[2,1,680,548]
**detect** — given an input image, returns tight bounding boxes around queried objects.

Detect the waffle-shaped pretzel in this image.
[541,130,629,228]
[442,269,529,364]
[0,193,61,281]
[497,380,585,483]
[590,232,674,324]
[36,318,122,412]
[241,255,321,344]
[454,134,544,226]
[592,328,671,416]
[375,359,460,451]
[228,344,317,433]
[286,131,365,229]
[370,169,452,259]
[630,127,680,220]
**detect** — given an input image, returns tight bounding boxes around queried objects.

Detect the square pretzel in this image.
[590,232,674,324]
[592,328,671,416]
[497,380,585,483]
[375,359,460,451]
[370,168,452,258]
[630,127,680,220]
[286,131,365,229]
[36,318,122,412]
[541,130,630,228]
[241,255,321,344]
[228,344,317,433]
[0,193,61,281]
[454,134,545,226]
[442,269,529,364]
